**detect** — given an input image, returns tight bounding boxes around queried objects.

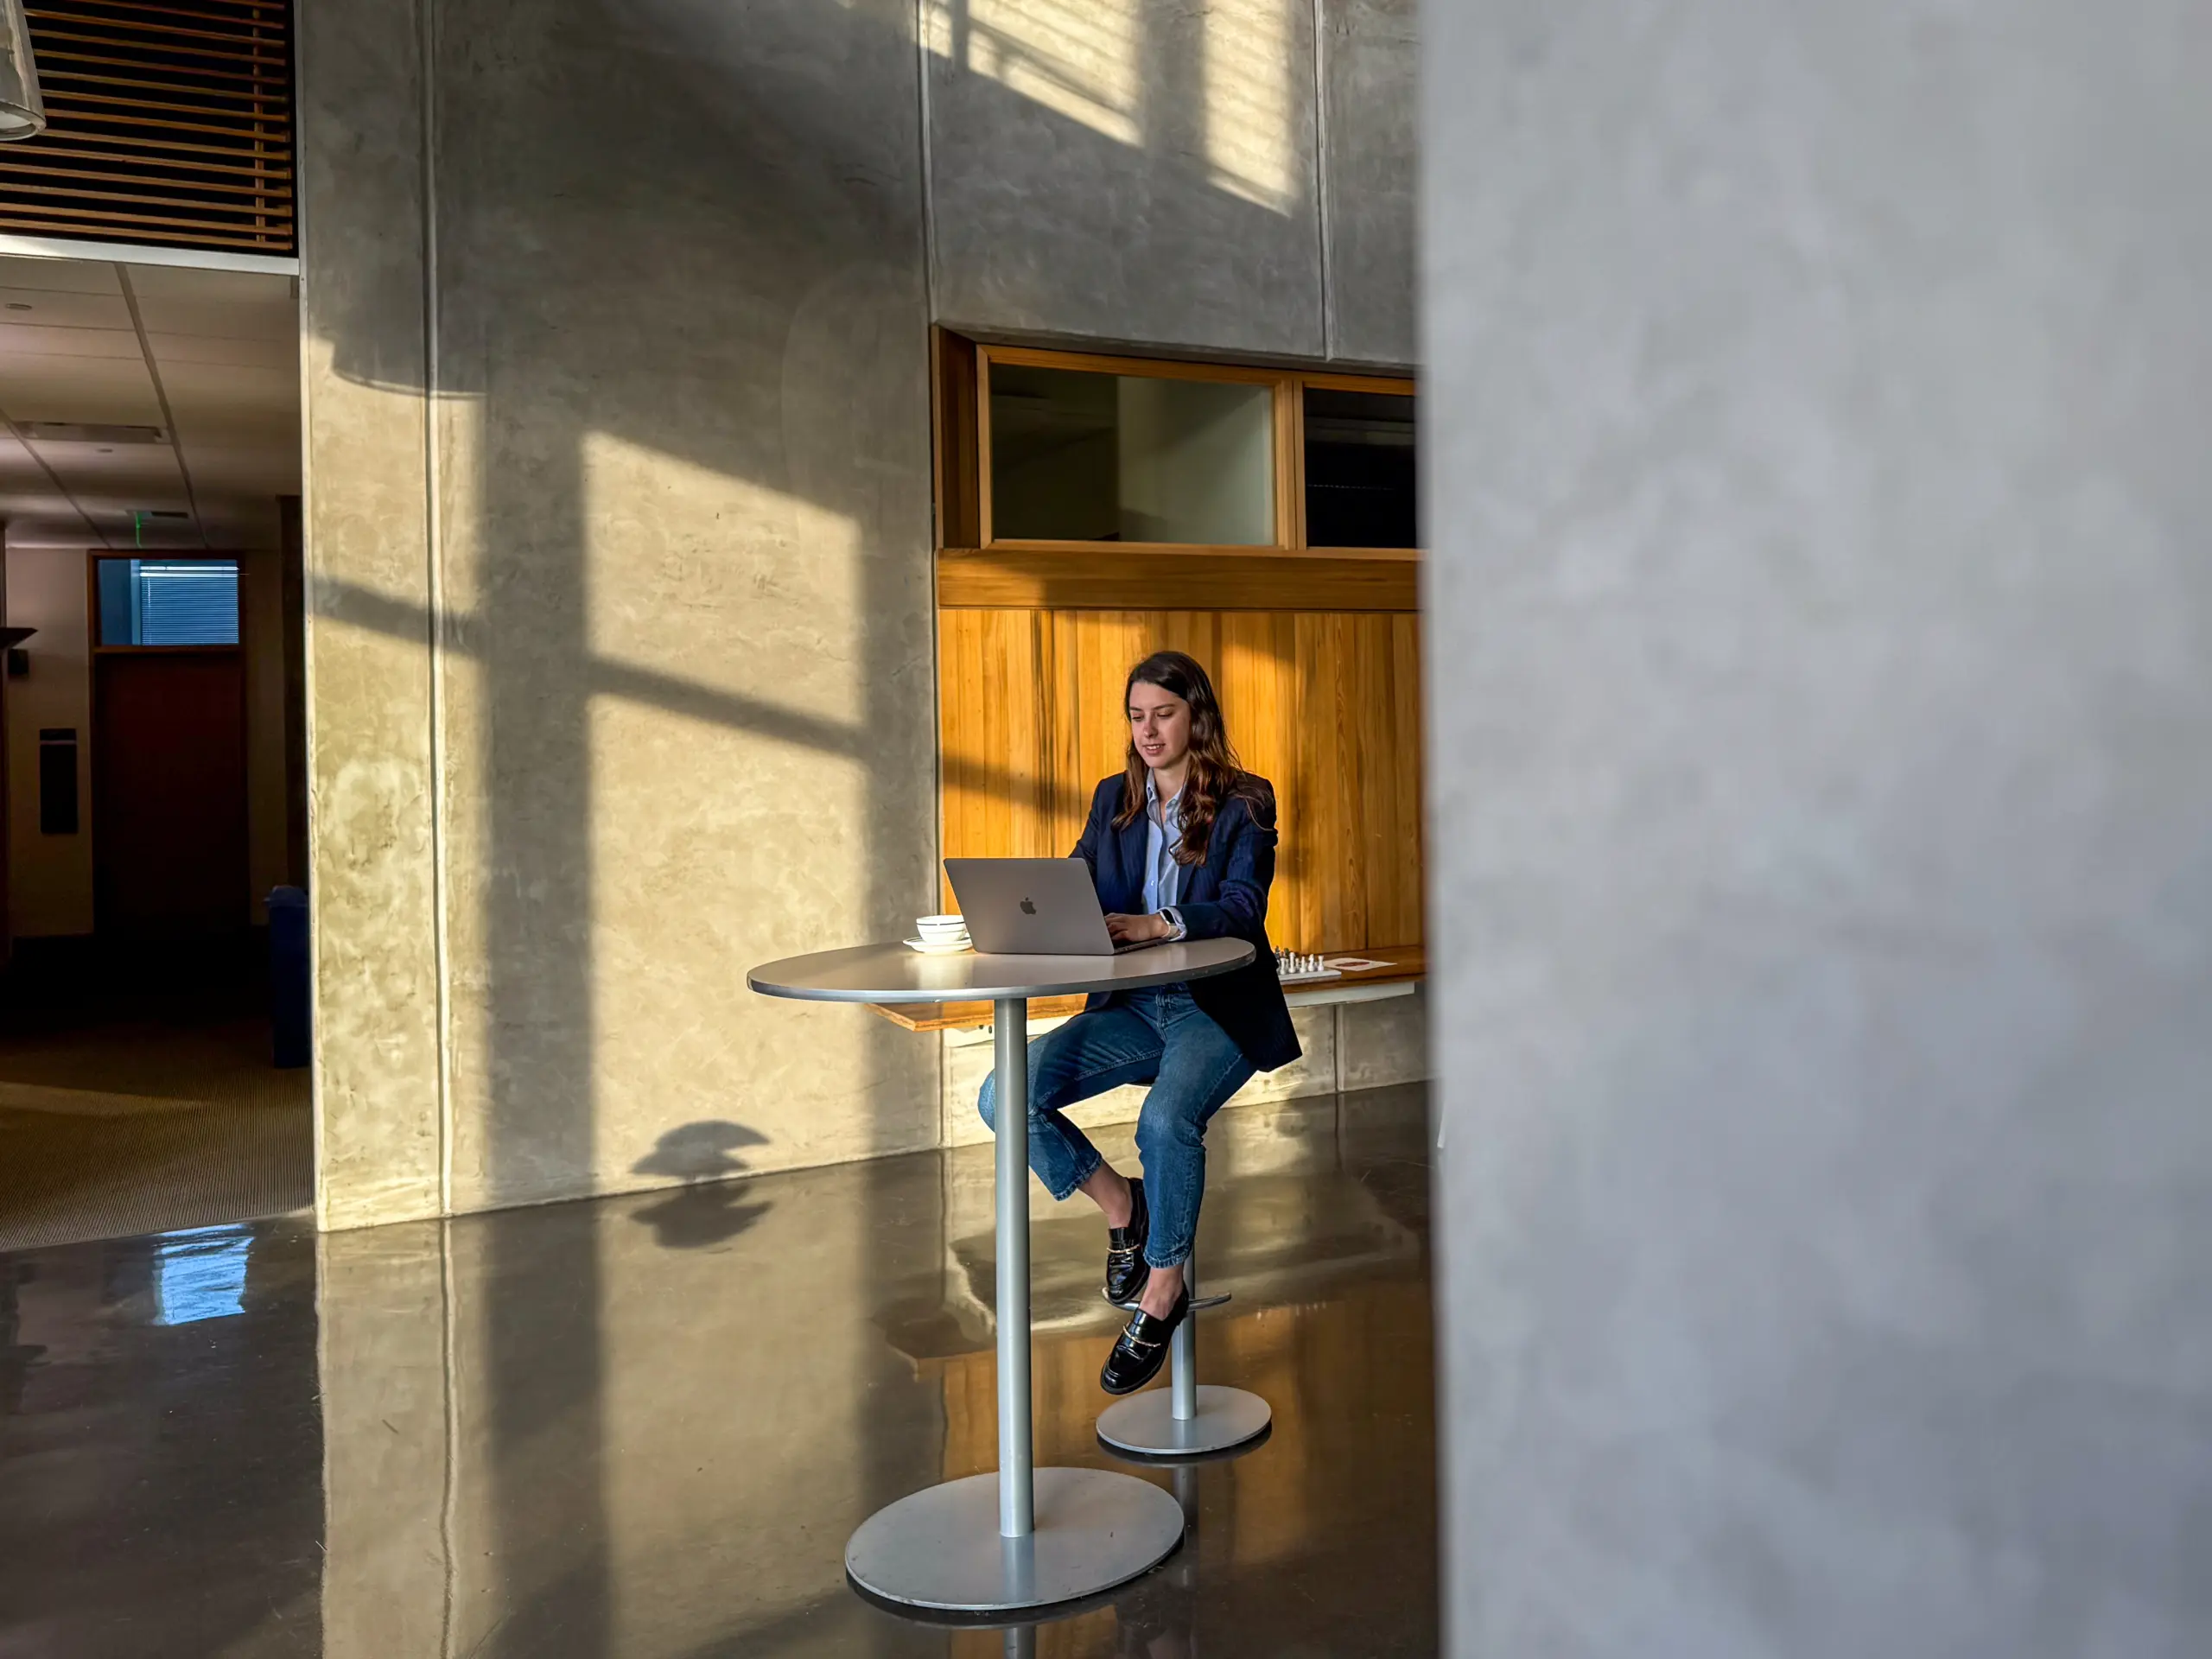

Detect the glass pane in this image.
[1304,388,1418,548]
[989,364,1274,544]
[97,558,240,645]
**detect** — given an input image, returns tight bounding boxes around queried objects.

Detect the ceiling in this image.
[0,253,300,553]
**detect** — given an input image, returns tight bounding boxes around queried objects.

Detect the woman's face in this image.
[1128,679,1193,772]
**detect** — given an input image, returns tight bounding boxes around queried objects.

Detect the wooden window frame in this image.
[944,334,1418,563]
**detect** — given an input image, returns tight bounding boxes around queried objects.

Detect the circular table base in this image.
[1096,1385,1272,1459]
[845,1468,1185,1612]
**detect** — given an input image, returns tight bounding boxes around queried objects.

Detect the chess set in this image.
[1274,949,1397,986]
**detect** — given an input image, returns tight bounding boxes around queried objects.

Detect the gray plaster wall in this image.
[1424,2,2212,1654]
[926,0,1418,365]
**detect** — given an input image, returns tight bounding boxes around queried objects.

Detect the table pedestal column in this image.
[844,996,1185,1612]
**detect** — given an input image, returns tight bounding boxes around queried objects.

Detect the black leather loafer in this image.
[1104,1177,1150,1304]
[1100,1287,1189,1395]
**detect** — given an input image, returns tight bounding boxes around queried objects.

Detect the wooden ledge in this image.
[937,547,1418,612]
[868,944,1426,1033]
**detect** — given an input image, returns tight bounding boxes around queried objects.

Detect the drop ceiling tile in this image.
[177,443,302,499]
[0,432,45,482]
[0,489,84,519]
[0,323,143,360]
[0,256,122,296]
[132,298,297,344]
[0,357,166,427]
[148,331,296,371]
[31,440,188,498]
[152,360,298,442]
[0,289,135,330]
[125,267,292,306]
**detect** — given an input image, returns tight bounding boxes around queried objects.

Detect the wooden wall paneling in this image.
[938,604,1425,955]
[1294,614,1367,952]
[1068,611,1139,802]
[1216,610,1299,940]
[1040,608,1081,855]
[938,608,1052,906]
[936,607,977,905]
[1351,614,1423,947]
[1388,613,1426,944]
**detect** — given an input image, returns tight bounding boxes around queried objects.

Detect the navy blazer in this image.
[1072,773,1301,1073]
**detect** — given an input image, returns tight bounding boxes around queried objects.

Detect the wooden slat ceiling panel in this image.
[1,0,293,252]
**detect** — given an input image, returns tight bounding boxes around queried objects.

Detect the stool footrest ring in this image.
[1102,1288,1231,1314]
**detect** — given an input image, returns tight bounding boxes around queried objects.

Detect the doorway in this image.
[92,555,251,941]
[1,253,309,1250]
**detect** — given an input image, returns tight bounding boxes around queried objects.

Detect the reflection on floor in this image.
[0,1084,1435,1658]
[0,939,311,1250]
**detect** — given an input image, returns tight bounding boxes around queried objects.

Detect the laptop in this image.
[944,857,1167,956]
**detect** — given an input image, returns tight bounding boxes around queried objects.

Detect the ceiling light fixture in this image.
[0,0,46,141]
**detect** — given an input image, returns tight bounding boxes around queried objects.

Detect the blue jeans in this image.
[976,988,1254,1269]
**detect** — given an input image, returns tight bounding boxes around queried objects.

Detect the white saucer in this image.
[906,937,973,955]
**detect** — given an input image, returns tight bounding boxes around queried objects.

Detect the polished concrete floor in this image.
[0,939,312,1250]
[0,1085,1435,1658]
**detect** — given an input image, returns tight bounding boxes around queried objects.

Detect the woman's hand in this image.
[1104,912,1173,945]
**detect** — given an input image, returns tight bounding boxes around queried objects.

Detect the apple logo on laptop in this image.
[1020,898,1037,914]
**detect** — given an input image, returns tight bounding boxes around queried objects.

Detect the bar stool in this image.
[1096,1251,1270,1459]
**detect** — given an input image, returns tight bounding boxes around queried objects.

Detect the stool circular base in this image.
[1096,1385,1272,1459]
[845,1468,1185,1612]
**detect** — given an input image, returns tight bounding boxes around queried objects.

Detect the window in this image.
[989,363,1275,545]
[1304,387,1417,550]
[96,558,240,646]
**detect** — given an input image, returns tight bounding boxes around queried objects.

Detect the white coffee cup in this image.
[917,913,969,938]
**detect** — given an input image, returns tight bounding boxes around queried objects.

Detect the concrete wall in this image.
[300,0,1420,1225]
[925,0,1417,366]
[1425,3,2212,1653]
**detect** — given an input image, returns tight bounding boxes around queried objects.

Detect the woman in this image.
[979,651,1300,1395]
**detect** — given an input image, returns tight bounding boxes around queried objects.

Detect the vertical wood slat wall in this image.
[1,0,293,252]
[938,609,1425,953]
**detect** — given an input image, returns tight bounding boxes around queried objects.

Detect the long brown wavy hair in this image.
[1112,651,1273,865]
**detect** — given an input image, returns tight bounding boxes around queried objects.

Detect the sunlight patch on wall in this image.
[578,430,864,733]
[577,427,877,1183]
[1203,0,1300,213]
[925,0,1141,149]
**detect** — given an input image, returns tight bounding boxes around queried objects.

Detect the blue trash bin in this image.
[269,886,310,1070]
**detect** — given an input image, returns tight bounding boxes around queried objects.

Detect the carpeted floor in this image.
[0,940,315,1250]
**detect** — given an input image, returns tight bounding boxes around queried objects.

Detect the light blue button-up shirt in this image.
[1142,772,1187,934]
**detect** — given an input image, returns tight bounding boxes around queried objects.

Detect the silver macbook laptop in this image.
[944,857,1166,956]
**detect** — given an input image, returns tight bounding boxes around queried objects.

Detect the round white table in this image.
[747,937,1255,1613]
